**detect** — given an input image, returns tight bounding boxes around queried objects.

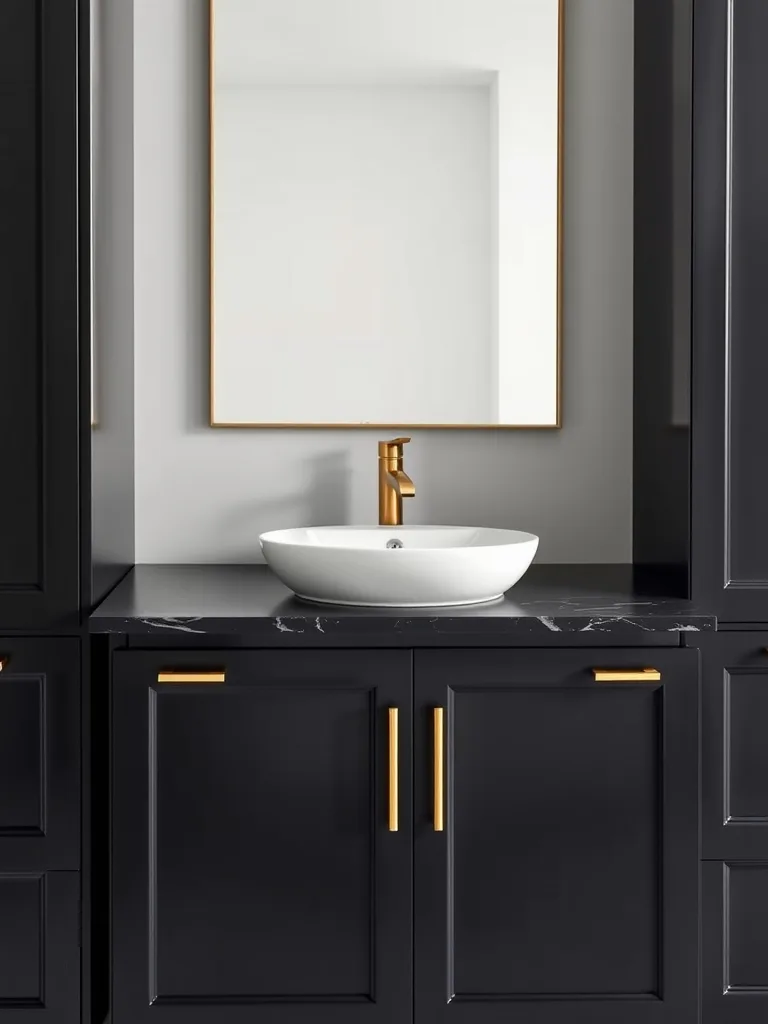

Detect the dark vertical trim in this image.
[79,0,93,617]
[35,0,46,596]
[690,0,729,607]
[633,0,692,591]
[147,687,158,1006]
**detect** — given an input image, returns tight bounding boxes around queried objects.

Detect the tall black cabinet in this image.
[0,0,82,631]
[0,1,84,1022]
[692,0,768,623]
[690,1,768,1021]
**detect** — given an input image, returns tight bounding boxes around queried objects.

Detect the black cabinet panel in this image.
[0,641,79,872]
[726,865,768,992]
[703,862,768,1023]
[727,0,768,587]
[702,634,768,859]
[0,682,44,834]
[0,871,79,1022]
[0,0,80,628]
[415,649,699,1024]
[113,650,412,1024]
[0,876,45,1002]
[452,687,660,998]
[692,0,768,619]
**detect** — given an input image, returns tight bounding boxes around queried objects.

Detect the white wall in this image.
[133,0,634,564]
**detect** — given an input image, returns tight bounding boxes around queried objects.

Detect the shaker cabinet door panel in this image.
[0,640,80,872]
[414,649,699,1024]
[703,862,768,1024]
[0,0,80,628]
[701,634,768,859]
[0,871,80,1023]
[113,650,412,1024]
[692,0,768,620]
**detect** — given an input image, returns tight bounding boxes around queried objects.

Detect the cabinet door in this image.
[703,861,768,1024]
[0,640,80,871]
[0,0,80,628]
[415,648,699,1024]
[701,634,768,860]
[113,650,412,1024]
[0,871,79,1023]
[691,0,768,621]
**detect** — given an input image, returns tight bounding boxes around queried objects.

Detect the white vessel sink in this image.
[260,526,539,608]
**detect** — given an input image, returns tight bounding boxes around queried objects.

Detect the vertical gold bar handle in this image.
[0,657,8,673]
[388,707,399,832]
[434,707,445,832]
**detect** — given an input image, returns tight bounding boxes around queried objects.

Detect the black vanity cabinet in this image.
[113,646,700,1024]
[112,649,414,1024]
[0,0,81,629]
[414,649,699,1024]
[692,0,768,622]
[0,639,81,1022]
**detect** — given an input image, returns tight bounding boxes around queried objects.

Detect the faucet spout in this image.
[386,469,416,500]
[378,438,415,526]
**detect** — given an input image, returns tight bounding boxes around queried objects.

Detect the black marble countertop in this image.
[90,564,716,639]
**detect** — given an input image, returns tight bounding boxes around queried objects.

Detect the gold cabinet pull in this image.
[157,671,226,684]
[592,668,661,683]
[388,707,399,832]
[433,707,445,832]
[0,657,7,673]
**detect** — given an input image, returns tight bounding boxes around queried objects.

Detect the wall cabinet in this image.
[113,647,699,1024]
[0,0,80,629]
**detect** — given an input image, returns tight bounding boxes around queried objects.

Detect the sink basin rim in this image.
[260,524,539,553]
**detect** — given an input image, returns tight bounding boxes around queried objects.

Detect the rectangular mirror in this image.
[210,0,563,428]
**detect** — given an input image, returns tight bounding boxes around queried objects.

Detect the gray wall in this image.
[132,0,634,564]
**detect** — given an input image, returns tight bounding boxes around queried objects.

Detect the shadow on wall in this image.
[212,450,352,552]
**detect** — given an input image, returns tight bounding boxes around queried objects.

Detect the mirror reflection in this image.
[210,0,562,427]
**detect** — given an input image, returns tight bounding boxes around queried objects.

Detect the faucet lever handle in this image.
[379,437,411,459]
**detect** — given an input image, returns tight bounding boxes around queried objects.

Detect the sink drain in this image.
[386,538,404,549]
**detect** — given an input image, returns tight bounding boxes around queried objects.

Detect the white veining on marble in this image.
[538,616,563,632]
[274,616,304,634]
[139,617,205,634]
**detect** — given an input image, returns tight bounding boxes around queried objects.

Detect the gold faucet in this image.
[378,438,416,527]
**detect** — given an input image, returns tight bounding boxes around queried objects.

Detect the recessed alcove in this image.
[91,0,691,601]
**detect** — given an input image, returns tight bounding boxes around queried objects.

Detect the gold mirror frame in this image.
[208,0,564,430]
